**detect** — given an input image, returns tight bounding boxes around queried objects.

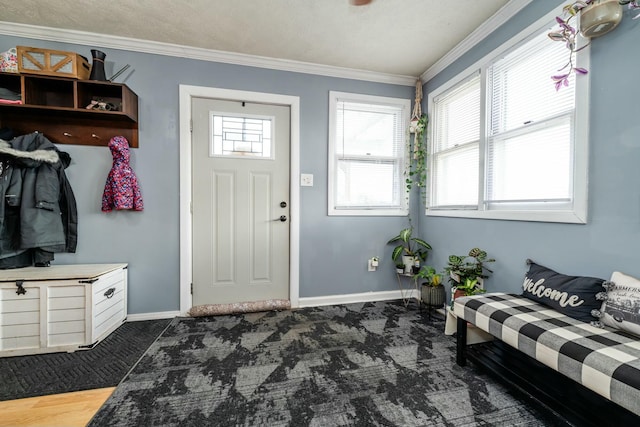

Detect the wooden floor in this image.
[0,387,114,427]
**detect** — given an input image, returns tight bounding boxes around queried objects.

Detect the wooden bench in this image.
[454,293,640,426]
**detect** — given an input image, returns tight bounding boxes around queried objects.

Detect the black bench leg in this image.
[456,316,467,366]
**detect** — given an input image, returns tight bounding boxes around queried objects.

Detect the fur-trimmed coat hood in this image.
[0,134,71,168]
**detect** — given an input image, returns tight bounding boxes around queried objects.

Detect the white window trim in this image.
[426,5,590,224]
[328,91,410,216]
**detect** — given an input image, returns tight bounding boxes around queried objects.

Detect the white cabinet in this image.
[0,264,127,357]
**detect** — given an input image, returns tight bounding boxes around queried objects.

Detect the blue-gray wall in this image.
[0,34,415,314]
[422,0,640,296]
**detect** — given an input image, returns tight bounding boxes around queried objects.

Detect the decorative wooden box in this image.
[17,45,91,80]
[0,264,128,357]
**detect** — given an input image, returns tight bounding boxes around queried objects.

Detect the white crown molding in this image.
[420,0,534,83]
[0,21,416,86]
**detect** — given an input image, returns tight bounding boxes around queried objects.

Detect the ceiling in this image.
[0,0,513,79]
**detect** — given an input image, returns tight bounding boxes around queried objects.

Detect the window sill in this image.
[328,208,408,217]
[426,208,587,224]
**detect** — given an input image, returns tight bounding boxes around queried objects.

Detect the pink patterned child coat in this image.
[102,136,143,212]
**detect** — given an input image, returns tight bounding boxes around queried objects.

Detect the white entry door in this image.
[191,97,290,306]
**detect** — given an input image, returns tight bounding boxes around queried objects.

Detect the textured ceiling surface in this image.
[0,0,510,77]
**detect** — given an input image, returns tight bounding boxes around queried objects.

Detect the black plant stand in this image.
[420,284,446,320]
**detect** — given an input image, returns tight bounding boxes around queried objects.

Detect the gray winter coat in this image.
[0,133,78,255]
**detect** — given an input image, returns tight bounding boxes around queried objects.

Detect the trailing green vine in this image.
[405,113,428,207]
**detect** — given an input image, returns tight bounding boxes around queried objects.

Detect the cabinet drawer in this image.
[92,277,125,341]
[92,269,125,296]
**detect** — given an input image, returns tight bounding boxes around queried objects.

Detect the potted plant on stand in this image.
[387,227,432,274]
[444,247,495,305]
[415,266,445,309]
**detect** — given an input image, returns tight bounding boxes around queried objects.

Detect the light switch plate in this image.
[301,173,314,187]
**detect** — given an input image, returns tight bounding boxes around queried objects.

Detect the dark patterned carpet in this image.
[90,301,560,426]
[0,319,171,401]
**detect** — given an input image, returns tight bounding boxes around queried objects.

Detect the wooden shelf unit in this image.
[0,72,138,147]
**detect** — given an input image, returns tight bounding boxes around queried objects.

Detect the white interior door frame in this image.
[179,84,301,315]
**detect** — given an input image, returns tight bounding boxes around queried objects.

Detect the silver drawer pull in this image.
[104,287,116,299]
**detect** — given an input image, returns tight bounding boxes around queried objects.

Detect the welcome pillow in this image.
[598,271,640,338]
[522,260,604,322]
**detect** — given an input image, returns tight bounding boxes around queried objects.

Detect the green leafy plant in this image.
[444,247,495,291]
[387,227,432,264]
[414,265,442,287]
[406,114,428,195]
[454,277,486,297]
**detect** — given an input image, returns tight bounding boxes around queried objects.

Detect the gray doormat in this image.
[89,301,561,426]
[0,318,171,401]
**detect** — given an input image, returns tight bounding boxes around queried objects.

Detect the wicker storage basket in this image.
[17,46,90,79]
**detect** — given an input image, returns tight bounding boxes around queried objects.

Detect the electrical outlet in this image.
[301,173,314,187]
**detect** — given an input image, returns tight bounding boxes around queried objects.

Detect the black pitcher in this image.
[89,49,107,81]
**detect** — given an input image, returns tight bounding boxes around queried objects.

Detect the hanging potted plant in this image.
[548,0,639,90]
[406,114,428,198]
[405,79,429,208]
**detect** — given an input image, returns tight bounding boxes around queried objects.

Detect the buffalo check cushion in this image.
[454,292,640,416]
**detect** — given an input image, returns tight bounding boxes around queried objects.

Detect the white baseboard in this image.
[298,289,419,308]
[126,311,181,321]
[126,291,419,318]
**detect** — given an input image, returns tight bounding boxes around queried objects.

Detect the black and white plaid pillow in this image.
[521,260,604,323]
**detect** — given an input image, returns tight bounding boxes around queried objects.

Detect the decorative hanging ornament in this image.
[409,79,422,133]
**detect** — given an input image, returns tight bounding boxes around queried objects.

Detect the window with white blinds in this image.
[427,12,589,223]
[328,91,410,216]
[432,73,481,208]
[487,31,575,209]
